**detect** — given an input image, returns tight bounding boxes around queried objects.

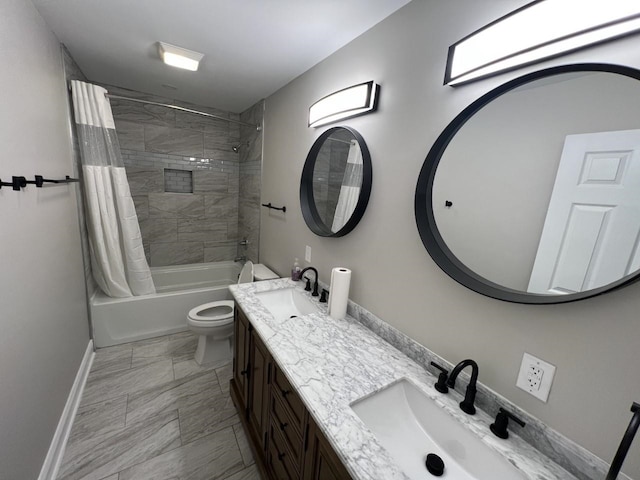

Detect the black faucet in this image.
[300,267,319,296]
[446,359,479,415]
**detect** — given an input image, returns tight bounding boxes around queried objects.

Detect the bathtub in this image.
[91,261,241,348]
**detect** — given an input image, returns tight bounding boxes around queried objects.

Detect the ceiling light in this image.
[158,42,204,71]
[445,0,640,86]
[309,81,379,128]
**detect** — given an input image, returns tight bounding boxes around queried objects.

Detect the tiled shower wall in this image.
[104,84,261,266]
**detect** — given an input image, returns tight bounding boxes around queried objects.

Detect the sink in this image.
[351,379,526,480]
[255,288,319,321]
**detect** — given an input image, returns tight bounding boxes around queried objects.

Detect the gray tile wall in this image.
[164,169,193,194]
[104,84,245,266]
[238,100,264,263]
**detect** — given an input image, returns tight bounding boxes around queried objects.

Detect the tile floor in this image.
[57,331,260,480]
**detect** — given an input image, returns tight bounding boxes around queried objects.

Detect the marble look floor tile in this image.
[215,363,233,395]
[130,332,197,368]
[57,410,181,480]
[179,385,240,444]
[173,358,217,380]
[223,465,262,480]
[91,344,133,376]
[67,395,127,446]
[125,371,220,426]
[118,426,244,480]
[97,475,119,480]
[81,360,174,407]
[233,424,254,467]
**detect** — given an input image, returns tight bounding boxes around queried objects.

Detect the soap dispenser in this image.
[291,258,301,281]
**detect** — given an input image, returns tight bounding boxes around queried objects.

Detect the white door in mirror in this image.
[528,129,640,294]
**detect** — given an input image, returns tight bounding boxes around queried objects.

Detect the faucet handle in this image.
[490,408,526,439]
[430,362,450,394]
[319,289,329,303]
[304,277,311,291]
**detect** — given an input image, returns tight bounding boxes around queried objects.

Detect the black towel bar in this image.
[0,175,79,191]
[261,202,286,212]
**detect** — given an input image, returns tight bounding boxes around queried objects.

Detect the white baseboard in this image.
[38,340,95,480]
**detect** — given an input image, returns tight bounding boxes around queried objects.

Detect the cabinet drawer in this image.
[270,392,304,467]
[273,365,306,433]
[268,418,300,479]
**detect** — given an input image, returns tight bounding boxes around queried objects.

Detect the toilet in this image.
[187,261,278,366]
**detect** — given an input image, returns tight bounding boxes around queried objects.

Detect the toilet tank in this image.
[253,264,279,281]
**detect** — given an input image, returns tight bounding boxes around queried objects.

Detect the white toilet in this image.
[187,261,278,366]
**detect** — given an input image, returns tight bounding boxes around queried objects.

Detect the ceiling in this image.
[33,0,412,113]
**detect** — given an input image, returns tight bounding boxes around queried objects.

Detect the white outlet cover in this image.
[305,245,312,263]
[516,352,556,402]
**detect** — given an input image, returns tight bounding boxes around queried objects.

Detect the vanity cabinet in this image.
[231,303,352,480]
[231,305,272,472]
[304,417,353,480]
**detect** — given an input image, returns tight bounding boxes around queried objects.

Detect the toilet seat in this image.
[188,300,234,326]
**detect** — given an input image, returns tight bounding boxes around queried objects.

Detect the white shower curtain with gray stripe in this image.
[71,80,155,297]
[331,140,363,232]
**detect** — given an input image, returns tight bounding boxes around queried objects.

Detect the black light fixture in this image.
[444,0,640,86]
[308,81,379,128]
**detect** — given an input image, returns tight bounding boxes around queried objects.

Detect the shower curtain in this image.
[331,140,363,232]
[71,80,155,297]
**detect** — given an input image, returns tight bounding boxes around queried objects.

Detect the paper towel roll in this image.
[328,267,351,320]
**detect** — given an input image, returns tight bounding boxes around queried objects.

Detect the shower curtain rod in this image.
[105,94,262,131]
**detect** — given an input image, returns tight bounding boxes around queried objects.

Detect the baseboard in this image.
[38,340,95,480]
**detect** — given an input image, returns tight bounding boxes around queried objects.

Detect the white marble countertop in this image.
[230,278,576,480]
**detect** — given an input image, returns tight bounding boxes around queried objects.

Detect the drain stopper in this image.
[425,453,445,476]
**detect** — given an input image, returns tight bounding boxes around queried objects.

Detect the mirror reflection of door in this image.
[528,129,640,294]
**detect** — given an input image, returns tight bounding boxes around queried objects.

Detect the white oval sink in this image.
[351,379,526,480]
[255,288,319,321]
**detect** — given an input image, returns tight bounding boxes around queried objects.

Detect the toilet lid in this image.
[238,261,254,284]
[188,300,235,323]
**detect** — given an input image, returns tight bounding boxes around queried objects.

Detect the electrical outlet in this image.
[516,352,556,402]
[305,245,312,263]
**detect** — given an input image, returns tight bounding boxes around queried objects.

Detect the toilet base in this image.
[194,334,232,367]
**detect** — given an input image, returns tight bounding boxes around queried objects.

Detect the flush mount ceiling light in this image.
[158,42,204,71]
[445,0,640,86]
[308,81,379,128]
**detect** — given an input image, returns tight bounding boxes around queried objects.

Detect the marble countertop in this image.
[230,278,576,480]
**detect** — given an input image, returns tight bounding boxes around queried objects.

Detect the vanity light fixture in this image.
[444,0,640,86]
[308,81,379,128]
[158,42,204,71]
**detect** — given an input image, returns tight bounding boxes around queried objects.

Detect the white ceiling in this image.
[33,0,412,113]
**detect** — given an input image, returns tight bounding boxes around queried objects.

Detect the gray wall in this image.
[0,1,90,478]
[260,0,640,477]
[107,85,243,266]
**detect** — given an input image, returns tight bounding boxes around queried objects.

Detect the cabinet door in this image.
[303,418,353,480]
[248,330,272,452]
[232,305,250,410]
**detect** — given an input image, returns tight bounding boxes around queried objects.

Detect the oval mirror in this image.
[301,126,372,237]
[415,64,640,304]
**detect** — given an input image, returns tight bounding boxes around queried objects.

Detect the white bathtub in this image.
[91,261,241,348]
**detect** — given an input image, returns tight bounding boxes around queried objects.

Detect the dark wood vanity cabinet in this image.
[231,305,272,473]
[304,418,353,480]
[231,303,353,480]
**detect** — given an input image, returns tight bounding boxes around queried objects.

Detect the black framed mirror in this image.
[415,64,640,304]
[301,126,372,237]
